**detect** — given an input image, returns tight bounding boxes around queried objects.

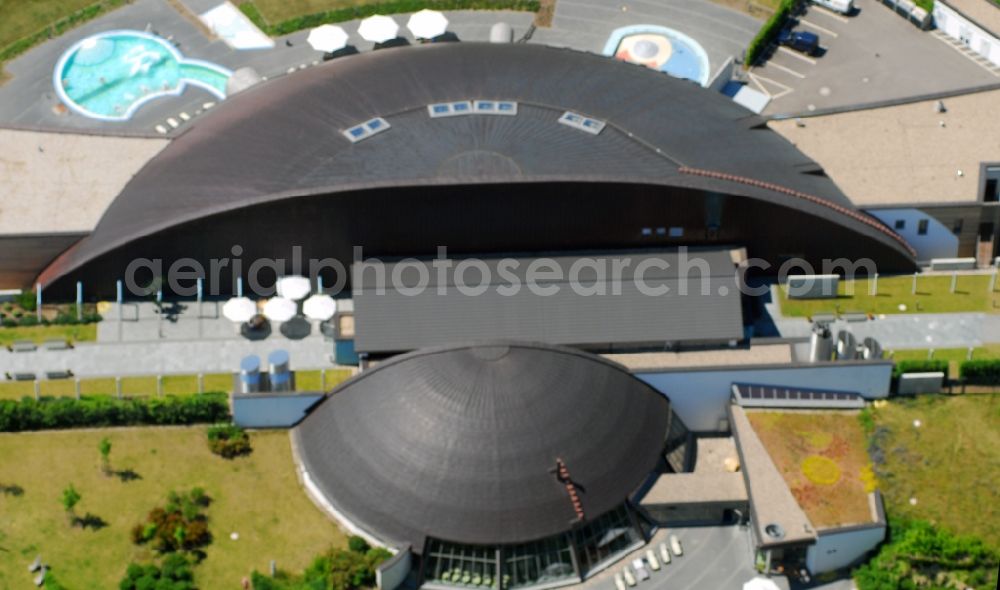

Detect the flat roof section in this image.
[943,0,1000,37]
[769,90,1000,206]
[0,129,167,234]
[606,344,793,371]
[641,472,747,506]
[352,250,745,354]
[729,406,817,548]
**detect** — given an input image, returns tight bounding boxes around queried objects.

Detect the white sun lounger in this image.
[28,555,41,572]
[670,535,683,556]
[631,558,650,582]
[645,549,660,571]
[622,566,636,587]
[659,542,672,564]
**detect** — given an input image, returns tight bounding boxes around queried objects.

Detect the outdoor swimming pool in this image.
[54,30,232,121]
[604,25,711,87]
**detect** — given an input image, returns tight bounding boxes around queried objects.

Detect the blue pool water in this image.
[54,30,232,121]
[603,25,711,87]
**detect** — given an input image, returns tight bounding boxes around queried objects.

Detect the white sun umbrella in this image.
[276,275,312,301]
[303,294,337,321]
[222,297,256,323]
[358,14,399,43]
[743,577,782,590]
[307,24,349,52]
[263,297,298,322]
[407,9,448,39]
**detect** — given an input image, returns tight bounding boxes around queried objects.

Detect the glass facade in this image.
[422,504,644,590]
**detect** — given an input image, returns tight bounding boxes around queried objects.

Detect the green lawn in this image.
[0,0,96,50]
[0,369,353,401]
[869,394,1000,547]
[0,427,347,588]
[0,323,97,347]
[779,274,1000,317]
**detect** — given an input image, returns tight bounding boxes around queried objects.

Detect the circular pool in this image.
[603,25,711,87]
[54,30,232,121]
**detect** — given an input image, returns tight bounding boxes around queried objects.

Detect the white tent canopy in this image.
[407,9,449,39]
[303,294,338,321]
[358,15,400,43]
[276,275,312,301]
[222,297,256,323]
[307,24,349,52]
[263,297,298,322]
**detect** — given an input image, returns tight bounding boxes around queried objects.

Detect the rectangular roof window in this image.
[342,117,391,143]
[559,111,606,135]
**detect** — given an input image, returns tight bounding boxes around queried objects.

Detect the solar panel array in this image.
[732,383,866,409]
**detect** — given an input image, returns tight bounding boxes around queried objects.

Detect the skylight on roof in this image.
[558,111,606,136]
[427,101,474,118]
[474,100,518,116]
[342,117,391,143]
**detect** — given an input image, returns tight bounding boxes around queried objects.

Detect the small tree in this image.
[98,437,112,476]
[61,484,81,525]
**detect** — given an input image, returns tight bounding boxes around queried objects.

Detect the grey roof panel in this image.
[353,251,744,353]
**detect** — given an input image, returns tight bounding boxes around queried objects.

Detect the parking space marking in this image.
[777,46,818,66]
[765,59,807,79]
[810,6,850,23]
[799,18,839,37]
[748,72,795,99]
[930,30,1000,77]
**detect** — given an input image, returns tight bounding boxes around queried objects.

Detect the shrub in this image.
[745,0,798,66]
[853,519,997,590]
[959,359,1000,385]
[206,424,252,458]
[250,544,393,590]
[240,0,540,36]
[893,359,948,378]
[132,489,213,554]
[347,535,370,554]
[0,393,230,432]
[119,553,196,590]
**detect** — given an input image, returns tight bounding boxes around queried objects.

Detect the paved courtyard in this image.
[750,0,1000,116]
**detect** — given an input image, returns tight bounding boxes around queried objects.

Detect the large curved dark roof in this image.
[293,342,672,549]
[39,42,914,287]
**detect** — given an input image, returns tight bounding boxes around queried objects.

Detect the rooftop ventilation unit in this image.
[342,117,391,143]
[558,111,606,135]
[428,101,473,118]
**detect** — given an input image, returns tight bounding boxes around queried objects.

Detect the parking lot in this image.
[749,0,999,116]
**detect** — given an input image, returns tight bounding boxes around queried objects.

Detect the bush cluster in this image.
[240,0,540,36]
[119,554,196,590]
[0,393,229,432]
[0,309,102,328]
[959,359,1000,385]
[250,535,393,590]
[853,519,997,590]
[892,359,948,378]
[130,489,212,554]
[745,0,798,66]
[206,424,252,459]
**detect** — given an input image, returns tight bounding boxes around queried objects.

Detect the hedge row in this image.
[0,393,229,432]
[0,0,129,64]
[239,0,541,37]
[893,359,948,378]
[1,311,101,329]
[959,360,1000,385]
[745,0,797,67]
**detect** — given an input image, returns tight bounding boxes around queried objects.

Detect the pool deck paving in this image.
[0,0,754,136]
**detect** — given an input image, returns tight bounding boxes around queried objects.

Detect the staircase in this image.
[931,31,1000,77]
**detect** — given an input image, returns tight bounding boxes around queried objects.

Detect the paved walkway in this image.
[2,302,334,378]
[763,287,1000,349]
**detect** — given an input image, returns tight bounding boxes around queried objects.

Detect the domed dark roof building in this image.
[293,342,687,588]
[37,42,915,296]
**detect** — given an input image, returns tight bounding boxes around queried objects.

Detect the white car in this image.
[670,534,684,556]
[631,559,650,582]
[658,542,672,564]
[812,0,854,15]
[645,549,661,571]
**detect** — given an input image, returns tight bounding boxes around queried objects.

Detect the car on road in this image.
[778,29,820,55]
[811,0,855,15]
